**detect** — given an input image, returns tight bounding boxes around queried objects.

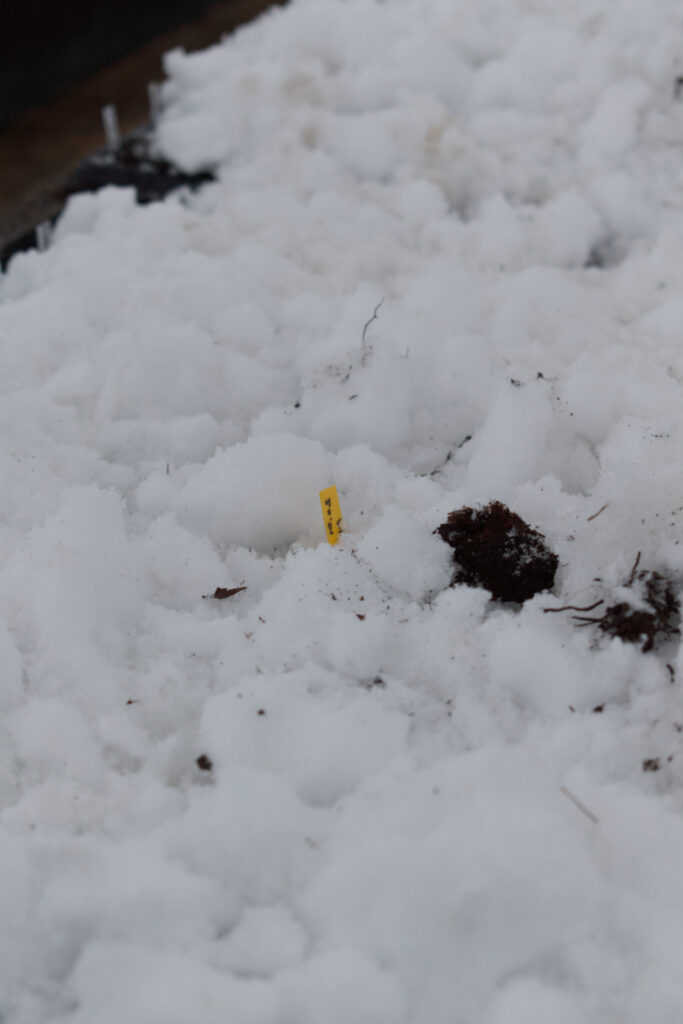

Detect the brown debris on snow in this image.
[203,586,247,600]
[435,501,558,603]
[571,554,680,653]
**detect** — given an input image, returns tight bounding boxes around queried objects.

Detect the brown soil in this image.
[572,556,680,652]
[435,501,558,603]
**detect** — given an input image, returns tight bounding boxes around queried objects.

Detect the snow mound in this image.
[3,0,683,1021]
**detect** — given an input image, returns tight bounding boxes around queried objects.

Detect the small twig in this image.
[543,600,604,614]
[560,786,599,824]
[341,299,385,383]
[361,298,384,346]
[587,503,609,522]
[627,551,642,586]
[429,449,453,477]
[572,615,604,624]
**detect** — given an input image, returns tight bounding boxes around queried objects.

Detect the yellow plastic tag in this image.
[319,485,342,546]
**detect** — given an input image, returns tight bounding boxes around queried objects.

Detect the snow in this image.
[3,0,683,1020]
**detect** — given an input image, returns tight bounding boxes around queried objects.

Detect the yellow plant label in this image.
[319,485,342,545]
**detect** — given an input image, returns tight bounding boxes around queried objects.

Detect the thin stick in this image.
[627,551,642,586]
[560,786,599,824]
[587,503,608,522]
[543,600,604,614]
[362,298,384,345]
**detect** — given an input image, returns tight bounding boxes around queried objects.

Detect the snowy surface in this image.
[3,0,683,1020]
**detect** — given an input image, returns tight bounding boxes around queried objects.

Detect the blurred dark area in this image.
[0,0,287,129]
[2,0,221,129]
[0,0,283,256]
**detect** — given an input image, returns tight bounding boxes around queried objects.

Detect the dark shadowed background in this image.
[0,0,282,247]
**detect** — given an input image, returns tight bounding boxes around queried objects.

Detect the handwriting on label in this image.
[319,485,342,546]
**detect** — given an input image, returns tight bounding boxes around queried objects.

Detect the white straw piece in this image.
[560,786,599,825]
[35,221,52,252]
[101,104,121,152]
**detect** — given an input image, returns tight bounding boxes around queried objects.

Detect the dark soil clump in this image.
[435,501,558,603]
[572,556,680,652]
[60,132,215,205]
[1,130,215,270]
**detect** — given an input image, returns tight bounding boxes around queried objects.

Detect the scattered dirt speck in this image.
[643,758,661,772]
[257,708,266,716]
[592,704,604,713]
[196,754,213,772]
[435,501,558,603]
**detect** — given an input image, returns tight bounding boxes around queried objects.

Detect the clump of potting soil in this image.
[572,555,679,652]
[435,501,558,603]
